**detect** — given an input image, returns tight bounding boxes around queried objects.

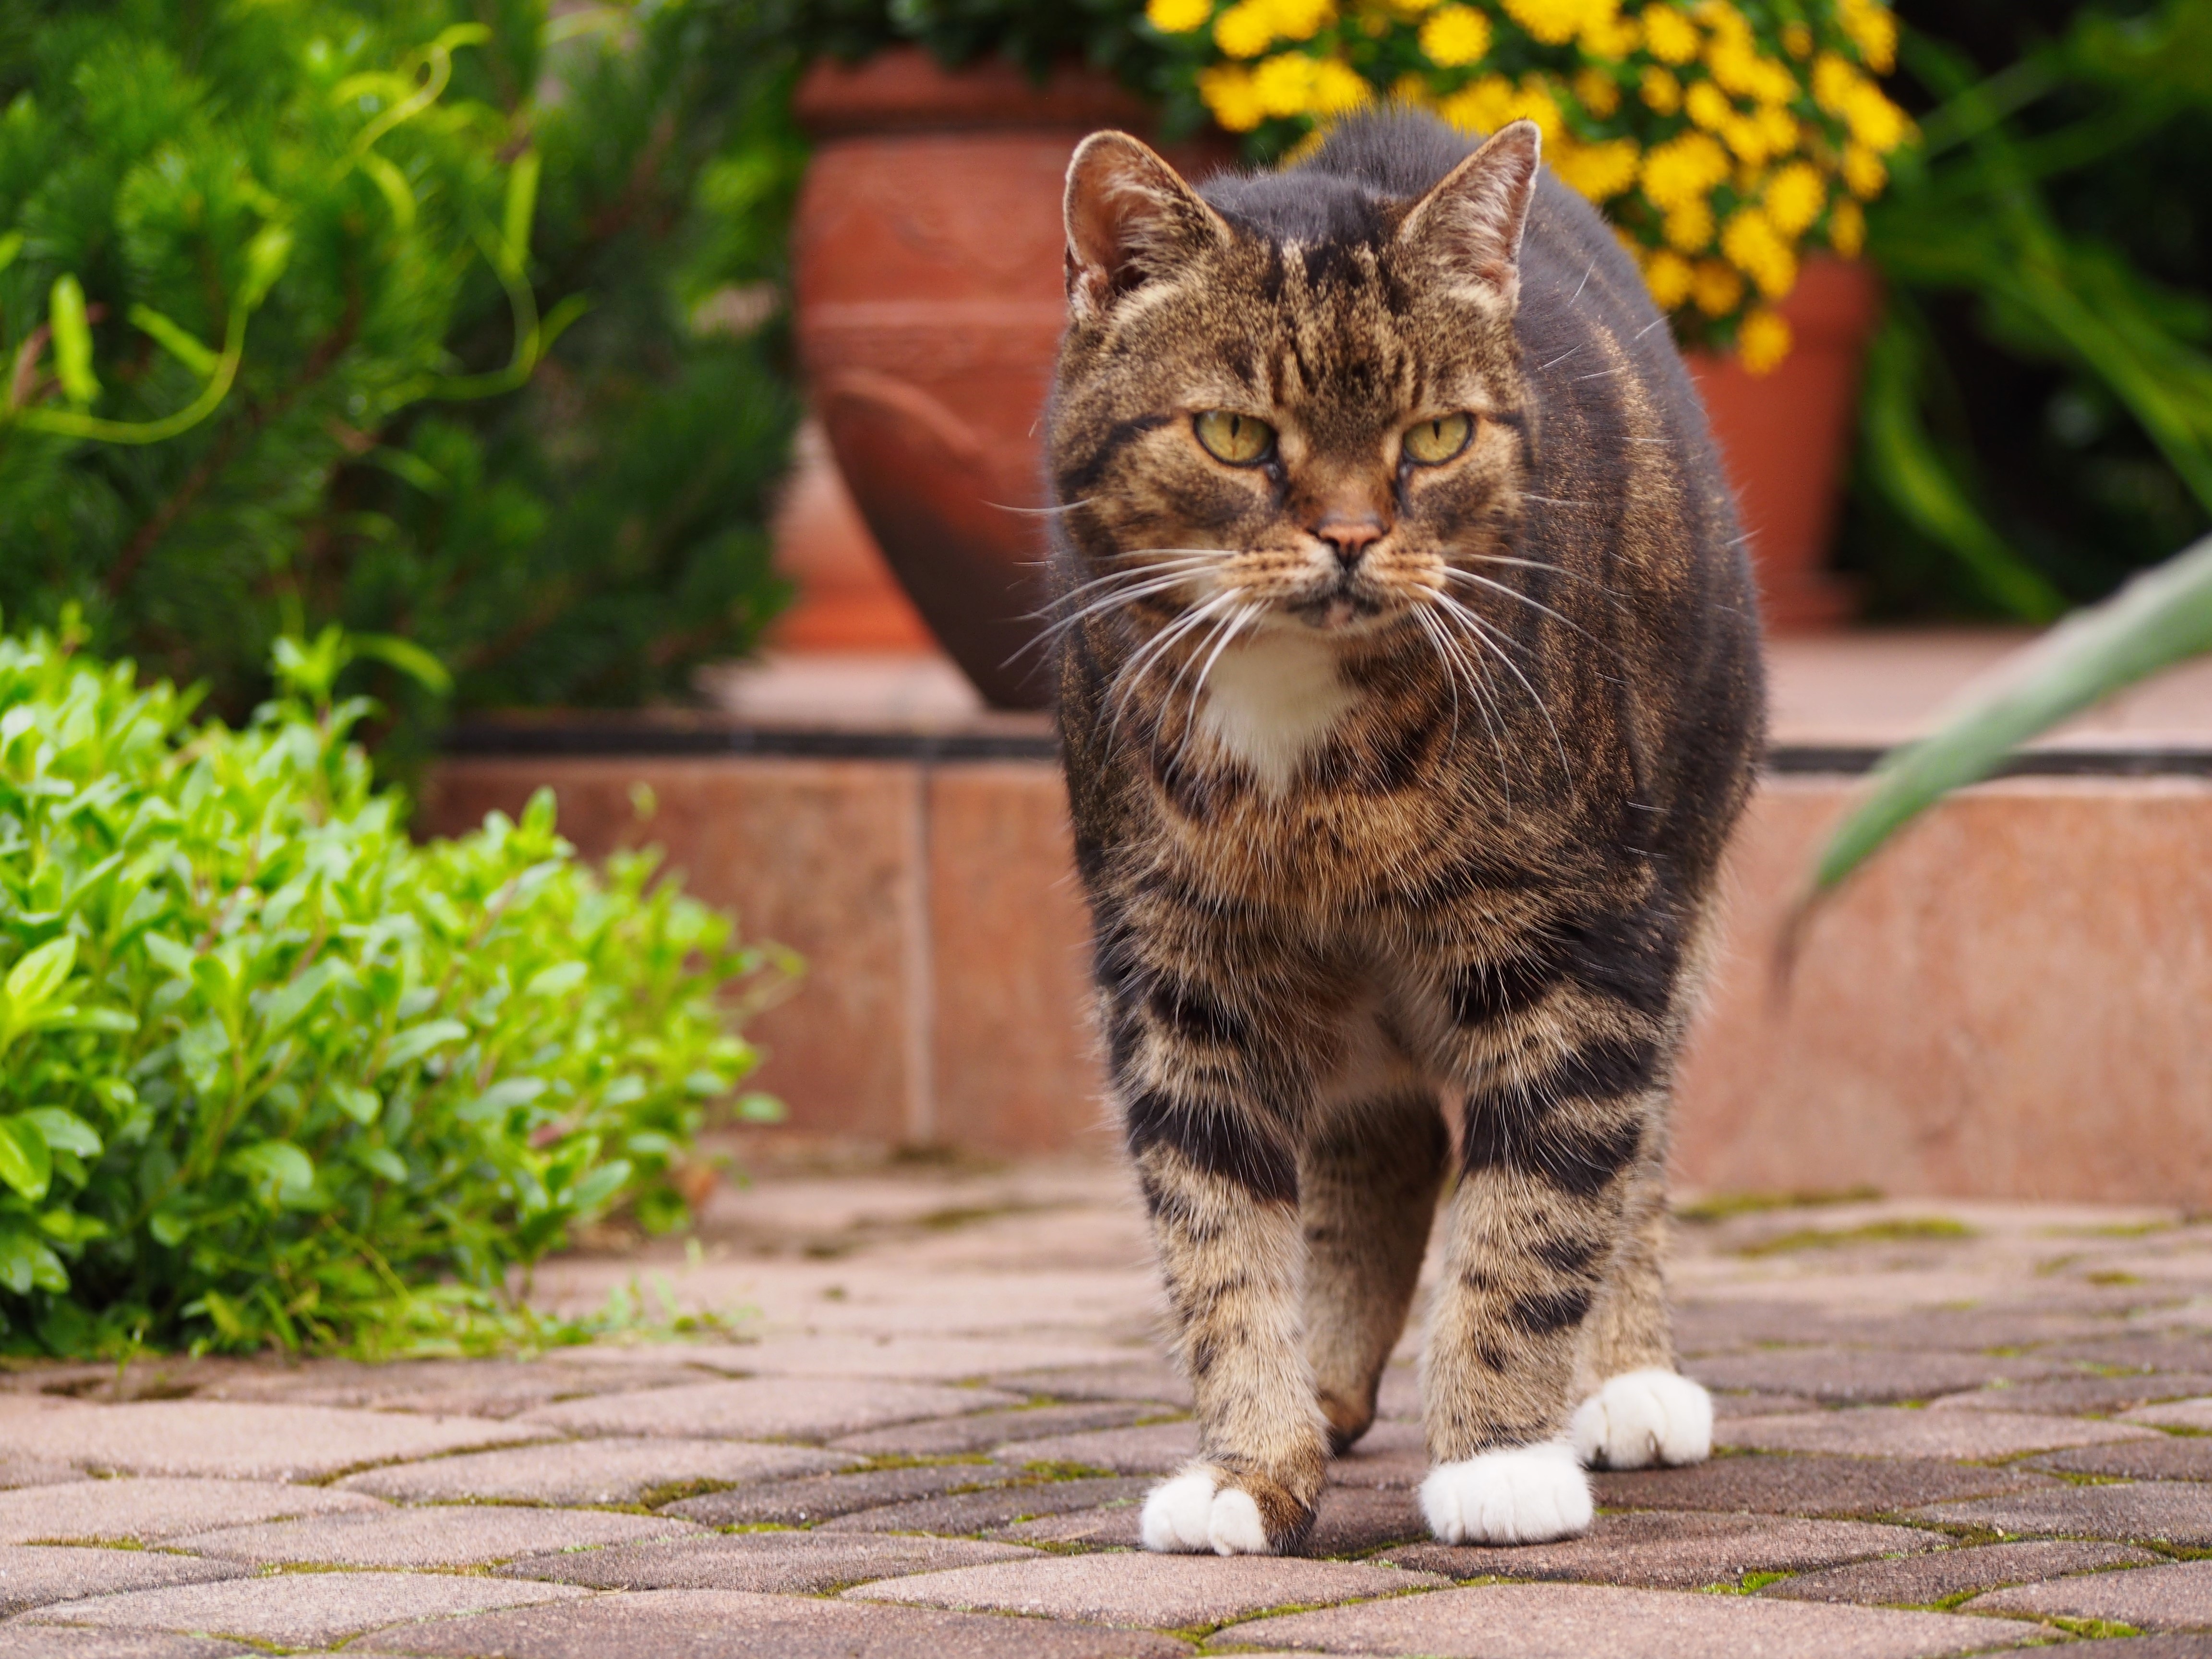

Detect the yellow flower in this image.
[1199,63,1268,129]
[1384,0,1446,13]
[1644,247,1695,310]
[1762,159,1825,235]
[1812,52,1859,116]
[1639,65,1681,115]
[1664,200,1715,251]
[1247,51,1370,118]
[1419,4,1492,67]
[1439,73,1515,132]
[1738,307,1791,373]
[1551,135,1641,201]
[1264,0,1337,43]
[1684,80,1731,132]
[1505,77,1566,141]
[1581,11,1639,56]
[1391,71,1433,104]
[1755,103,1799,157]
[1839,0,1898,73]
[1720,204,1796,298]
[1842,141,1887,198]
[1641,4,1701,64]
[1781,22,1812,59]
[1503,0,1608,48]
[1310,56,1371,111]
[1215,1,1278,58]
[1721,114,1770,165]
[1693,258,1744,316]
[1828,197,1865,257]
[1639,129,1730,209]
[1147,0,1214,32]
[1843,82,1910,152]
[1573,67,1621,118]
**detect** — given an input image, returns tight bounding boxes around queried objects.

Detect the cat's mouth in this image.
[1286,572,1391,631]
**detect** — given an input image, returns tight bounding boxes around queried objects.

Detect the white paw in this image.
[1419,1440,1592,1545]
[1570,1367,1714,1470]
[1140,1467,1275,1555]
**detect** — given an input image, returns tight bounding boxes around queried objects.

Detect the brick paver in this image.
[6,1173,2212,1656]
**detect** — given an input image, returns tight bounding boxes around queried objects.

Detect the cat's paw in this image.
[1570,1367,1714,1470]
[1419,1440,1592,1545]
[1140,1467,1286,1555]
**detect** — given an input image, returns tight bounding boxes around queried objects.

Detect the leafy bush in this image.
[0,619,789,1358]
[0,1,798,759]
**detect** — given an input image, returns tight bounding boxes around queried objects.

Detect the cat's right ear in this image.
[1064,132,1228,323]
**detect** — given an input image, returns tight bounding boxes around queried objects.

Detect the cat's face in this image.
[1051,124,1540,652]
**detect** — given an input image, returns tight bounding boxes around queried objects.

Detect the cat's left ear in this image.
[1064,132,1229,323]
[1394,120,1542,304]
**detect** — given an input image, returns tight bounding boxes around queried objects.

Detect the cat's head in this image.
[1049,118,1540,648]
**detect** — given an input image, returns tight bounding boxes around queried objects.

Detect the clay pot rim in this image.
[794,45,1152,139]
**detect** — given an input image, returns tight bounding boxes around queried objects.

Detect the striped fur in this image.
[1049,110,1764,1553]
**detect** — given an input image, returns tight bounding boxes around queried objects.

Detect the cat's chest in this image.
[1190,630,1361,796]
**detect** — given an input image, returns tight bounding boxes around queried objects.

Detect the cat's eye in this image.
[1403,413,1474,465]
[1193,411,1276,465]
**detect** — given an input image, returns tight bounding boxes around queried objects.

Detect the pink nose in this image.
[1317,515,1385,567]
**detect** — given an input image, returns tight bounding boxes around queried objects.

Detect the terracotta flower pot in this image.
[790,50,1230,708]
[1686,257,1881,631]
[792,56,1877,700]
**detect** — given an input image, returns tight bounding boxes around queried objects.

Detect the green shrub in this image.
[0,1,798,760]
[0,618,790,1358]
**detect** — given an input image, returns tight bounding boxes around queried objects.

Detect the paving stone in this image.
[0,1479,386,1544]
[191,1358,707,1419]
[843,1552,1447,1628]
[1912,1481,2212,1546]
[1373,1368,1420,1421]
[1816,1309,2127,1353]
[1593,1454,2058,1518]
[20,1572,584,1647]
[704,1336,1143,1382]
[1969,1558,2212,1629]
[1710,1391,1821,1419]
[1763,1539,2159,1605]
[175,1504,696,1567]
[1305,1486,1430,1557]
[0,1546,249,1613]
[1218,1581,2041,1656]
[2128,1398,2212,1431]
[2041,1337,2212,1373]
[992,1361,1193,1408]
[498,1530,1037,1592]
[1672,1301,1858,1354]
[348,1587,1191,1658]
[520,1378,1015,1442]
[830,1401,1172,1456]
[1688,1348,2061,1405]
[1383,1511,1941,1589]
[0,1399,543,1481]
[2066,1640,2212,1658]
[2031,1439,2212,1482]
[337,1436,854,1505]
[662,1463,1023,1526]
[0,1457,84,1491]
[1325,1420,1431,1491]
[818,1475,1152,1535]
[1931,1374,2212,1416]
[987,1421,1195,1475]
[1721,1407,2155,1460]
[0,1636,253,1659]
[993,1500,1144,1549]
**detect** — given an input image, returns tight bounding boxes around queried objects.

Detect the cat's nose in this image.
[1316,515,1385,569]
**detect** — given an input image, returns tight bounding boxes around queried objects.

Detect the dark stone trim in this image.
[440,723,2212,779]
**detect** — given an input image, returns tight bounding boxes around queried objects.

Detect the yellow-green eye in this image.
[1403,413,1474,465]
[1193,410,1276,465]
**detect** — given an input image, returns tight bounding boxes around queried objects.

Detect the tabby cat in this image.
[1047,110,1765,1554]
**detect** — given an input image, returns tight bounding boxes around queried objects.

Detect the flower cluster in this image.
[1142,0,1910,369]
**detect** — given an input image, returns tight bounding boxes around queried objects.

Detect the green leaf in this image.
[149,1210,192,1248]
[502,148,541,269]
[734,1092,787,1124]
[524,962,588,998]
[0,1228,68,1295]
[349,633,454,696]
[228,1140,316,1200]
[380,1018,469,1073]
[128,304,220,377]
[0,231,22,274]
[4,937,77,1012]
[329,1080,382,1126]
[20,1108,100,1158]
[48,276,100,405]
[1811,529,2212,897]
[0,1120,54,1202]
[355,1147,408,1182]
[143,934,196,977]
[239,225,294,310]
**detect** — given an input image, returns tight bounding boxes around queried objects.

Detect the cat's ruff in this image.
[1571,1367,1716,1470]
[1190,626,1361,795]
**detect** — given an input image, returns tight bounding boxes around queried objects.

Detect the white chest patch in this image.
[1194,628,1360,795]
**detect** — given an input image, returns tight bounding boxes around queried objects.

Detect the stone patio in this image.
[10,1163,2212,1655]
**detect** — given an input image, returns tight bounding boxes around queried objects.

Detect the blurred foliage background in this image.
[0,0,804,771]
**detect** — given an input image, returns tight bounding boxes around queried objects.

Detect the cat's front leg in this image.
[1418,1035,1670,1544]
[1126,1094,1327,1555]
